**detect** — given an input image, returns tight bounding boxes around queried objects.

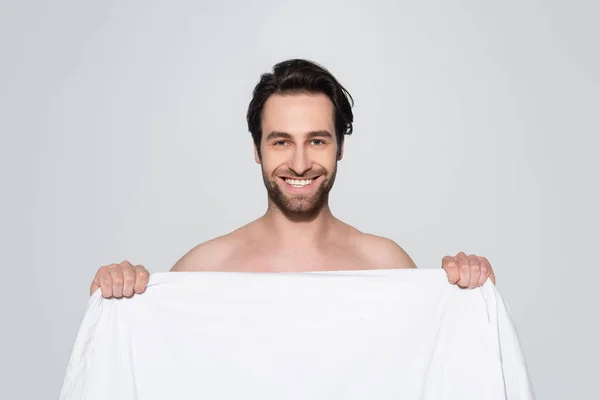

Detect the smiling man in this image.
[90,59,495,298]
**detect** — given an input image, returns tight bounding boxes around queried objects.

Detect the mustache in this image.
[274,169,325,180]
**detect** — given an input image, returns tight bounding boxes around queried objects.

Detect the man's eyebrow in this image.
[265,130,333,141]
[265,131,293,141]
[306,130,333,139]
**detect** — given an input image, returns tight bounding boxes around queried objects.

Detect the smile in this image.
[281,177,319,188]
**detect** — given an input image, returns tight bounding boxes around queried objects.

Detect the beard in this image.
[262,164,337,217]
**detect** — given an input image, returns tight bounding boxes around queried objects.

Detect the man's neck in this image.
[259,203,338,247]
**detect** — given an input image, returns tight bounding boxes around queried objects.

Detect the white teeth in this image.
[284,178,314,187]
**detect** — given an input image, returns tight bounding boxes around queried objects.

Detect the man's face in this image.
[255,93,343,216]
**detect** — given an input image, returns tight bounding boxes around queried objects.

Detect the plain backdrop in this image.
[1,0,598,398]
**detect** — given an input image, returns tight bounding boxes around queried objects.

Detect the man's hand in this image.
[442,252,495,289]
[90,260,150,298]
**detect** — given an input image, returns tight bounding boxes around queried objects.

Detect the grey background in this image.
[2,0,598,398]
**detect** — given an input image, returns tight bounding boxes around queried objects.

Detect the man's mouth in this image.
[281,177,318,188]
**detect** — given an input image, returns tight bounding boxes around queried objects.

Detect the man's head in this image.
[246,59,354,216]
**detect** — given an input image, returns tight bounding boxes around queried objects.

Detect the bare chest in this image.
[218,245,373,273]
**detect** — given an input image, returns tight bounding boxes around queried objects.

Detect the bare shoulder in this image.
[170,231,246,272]
[350,230,417,269]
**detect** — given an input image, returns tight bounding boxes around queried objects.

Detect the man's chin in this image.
[264,178,332,217]
[280,199,320,215]
[280,207,322,220]
[266,193,323,217]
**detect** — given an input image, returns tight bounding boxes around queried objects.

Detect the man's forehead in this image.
[263,93,333,114]
[261,93,335,134]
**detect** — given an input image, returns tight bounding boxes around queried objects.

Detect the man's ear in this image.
[254,143,261,164]
[337,138,344,161]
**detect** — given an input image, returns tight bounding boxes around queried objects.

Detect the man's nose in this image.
[288,147,312,176]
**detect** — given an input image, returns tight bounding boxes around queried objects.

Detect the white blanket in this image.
[60,269,534,399]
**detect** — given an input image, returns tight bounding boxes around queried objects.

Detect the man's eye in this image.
[311,139,325,145]
[274,141,288,146]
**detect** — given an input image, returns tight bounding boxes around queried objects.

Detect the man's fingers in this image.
[122,263,136,297]
[90,261,148,298]
[442,256,459,283]
[133,265,150,294]
[482,255,496,284]
[457,253,470,288]
[478,256,491,286]
[467,254,481,289]
[97,266,113,298]
[109,264,124,298]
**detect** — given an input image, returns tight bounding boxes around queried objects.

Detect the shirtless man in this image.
[90,59,496,299]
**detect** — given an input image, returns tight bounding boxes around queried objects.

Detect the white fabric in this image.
[60,269,534,399]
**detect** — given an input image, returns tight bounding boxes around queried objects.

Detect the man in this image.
[90,59,496,298]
